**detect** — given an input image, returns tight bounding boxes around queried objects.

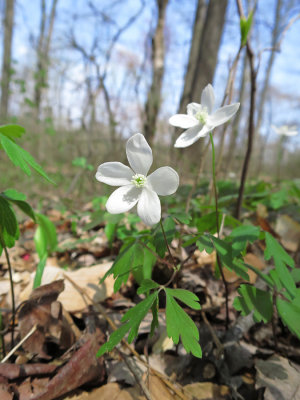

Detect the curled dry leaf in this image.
[18,280,76,359]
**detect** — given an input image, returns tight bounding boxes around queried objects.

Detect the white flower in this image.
[95,133,179,226]
[169,84,240,148]
[272,125,298,137]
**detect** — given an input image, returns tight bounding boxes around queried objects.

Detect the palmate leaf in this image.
[0,124,25,141]
[277,291,300,339]
[0,133,54,183]
[233,284,273,323]
[264,232,296,297]
[101,241,144,290]
[0,196,19,250]
[97,291,158,356]
[165,289,202,358]
[2,189,36,221]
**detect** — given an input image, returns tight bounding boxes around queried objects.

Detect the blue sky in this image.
[7,0,300,145]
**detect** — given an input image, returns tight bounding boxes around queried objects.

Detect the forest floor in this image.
[0,194,300,400]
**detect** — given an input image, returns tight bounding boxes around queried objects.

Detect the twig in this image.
[3,245,16,347]
[63,273,191,400]
[201,310,224,358]
[1,324,37,363]
[117,349,152,400]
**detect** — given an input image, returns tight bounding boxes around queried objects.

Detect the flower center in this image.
[131,173,147,188]
[195,107,208,124]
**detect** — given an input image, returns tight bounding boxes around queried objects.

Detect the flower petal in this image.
[201,84,215,114]
[126,133,153,175]
[137,187,161,226]
[147,167,179,196]
[96,162,134,186]
[174,124,210,148]
[169,114,198,129]
[207,103,240,129]
[187,103,202,117]
[106,185,141,214]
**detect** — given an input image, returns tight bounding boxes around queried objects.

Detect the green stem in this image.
[209,132,229,329]
[3,245,15,347]
[159,219,176,269]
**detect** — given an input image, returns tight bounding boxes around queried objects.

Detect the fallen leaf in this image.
[19,263,115,312]
[182,382,230,400]
[275,214,300,252]
[255,355,300,400]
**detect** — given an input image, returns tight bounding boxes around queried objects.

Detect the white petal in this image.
[137,188,161,226]
[126,133,153,175]
[169,114,198,129]
[187,103,202,117]
[207,103,240,129]
[201,84,215,114]
[106,185,141,214]
[96,162,134,186]
[147,167,179,196]
[174,124,210,148]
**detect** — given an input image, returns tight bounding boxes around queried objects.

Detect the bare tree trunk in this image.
[172,0,228,163]
[191,0,228,100]
[0,0,15,120]
[178,0,206,114]
[34,0,59,119]
[143,0,168,145]
[223,50,248,175]
[255,0,282,175]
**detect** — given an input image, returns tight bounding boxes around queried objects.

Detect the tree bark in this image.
[0,0,15,120]
[255,0,282,175]
[143,0,169,145]
[190,0,228,100]
[178,0,206,114]
[34,0,59,119]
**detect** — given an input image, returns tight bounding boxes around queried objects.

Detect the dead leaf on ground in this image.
[181,382,230,400]
[19,263,115,313]
[275,214,300,252]
[255,355,300,400]
[18,280,76,359]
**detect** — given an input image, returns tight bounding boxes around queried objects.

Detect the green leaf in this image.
[133,243,157,284]
[72,157,87,168]
[33,253,48,289]
[229,224,260,255]
[0,133,54,183]
[195,211,223,234]
[233,284,273,323]
[154,217,175,257]
[34,214,57,259]
[105,222,117,246]
[240,9,253,46]
[83,210,104,231]
[0,124,25,141]
[165,290,202,358]
[97,292,158,356]
[3,190,36,221]
[165,288,201,310]
[196,235,214,254]
[137,279,160,295]
[172,213,191,224]
[277,295,300,339]
[0,196,19,247]
[101,241,144,289]
[264,232,296,297]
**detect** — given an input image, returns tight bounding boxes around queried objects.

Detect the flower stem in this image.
[3,245,16,347]
[159,219,177,271]
[209,132,229,329]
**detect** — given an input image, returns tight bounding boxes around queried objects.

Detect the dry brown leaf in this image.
[275,214,300,252]
[65,383,137,400]
[182,382,230,400]
[244,253,266,284]
[194,249,216,267]
[19,263,114,312]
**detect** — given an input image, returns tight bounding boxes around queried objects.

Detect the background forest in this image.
[0,0,299,203]
[0,1,300,399]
